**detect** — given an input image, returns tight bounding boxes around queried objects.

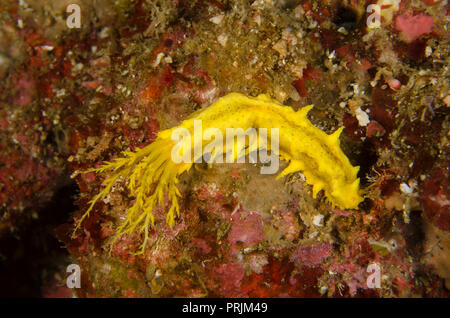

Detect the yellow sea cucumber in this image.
[75,92,363,252]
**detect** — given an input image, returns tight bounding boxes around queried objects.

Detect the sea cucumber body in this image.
[79,92,362,252]
[160,92,362,209]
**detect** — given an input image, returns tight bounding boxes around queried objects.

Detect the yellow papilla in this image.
[74,93,363,253]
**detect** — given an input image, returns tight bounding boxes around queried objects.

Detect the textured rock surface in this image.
[0,0,448,297]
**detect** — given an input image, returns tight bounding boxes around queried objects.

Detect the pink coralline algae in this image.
[192,237,212,255]
[395,13,434,43]
[330,263,368,296]
[213,263,245,297]
[227,211,265,248]
[0,152,56,210]
[13,74,36,107]
[272,209,302,241]
[290,243,333,267]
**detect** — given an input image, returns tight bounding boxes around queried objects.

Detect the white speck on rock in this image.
[313,215,324,227]
[356,107,370,127]
[218,34,228,47]
[209,14,224,24]
[152,52,164,67]
[40,45,54,51]
[400,183,413,194]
